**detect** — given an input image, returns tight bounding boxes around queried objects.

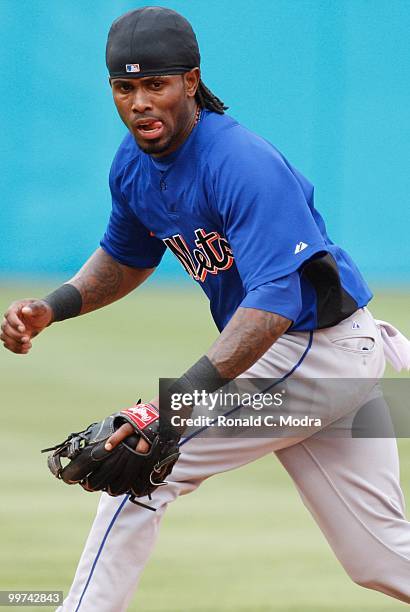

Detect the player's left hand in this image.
[42,401,181,503]
[104,398,160,453]
[105,422,150,453]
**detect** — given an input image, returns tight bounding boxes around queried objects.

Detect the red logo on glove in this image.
[121,404,159,430]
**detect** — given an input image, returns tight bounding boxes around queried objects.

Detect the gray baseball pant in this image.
[58,308,410,611]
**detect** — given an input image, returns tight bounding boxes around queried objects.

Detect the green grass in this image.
[0,286,409,611]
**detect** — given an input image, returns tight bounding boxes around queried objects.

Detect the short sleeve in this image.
[240,271,302,322]
[100,159,166,268]
[210,130,327,291]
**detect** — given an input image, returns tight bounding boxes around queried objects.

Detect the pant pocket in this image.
[330,335,375,353]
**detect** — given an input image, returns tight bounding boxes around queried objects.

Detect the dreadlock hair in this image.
[195,80,228,114]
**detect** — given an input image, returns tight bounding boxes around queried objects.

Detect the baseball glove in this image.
[42,403,180,510]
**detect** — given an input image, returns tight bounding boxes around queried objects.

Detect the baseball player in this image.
[2,7,410,611]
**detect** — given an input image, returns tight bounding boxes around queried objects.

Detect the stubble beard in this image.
[134,134,174,156]
[131,102,195,156]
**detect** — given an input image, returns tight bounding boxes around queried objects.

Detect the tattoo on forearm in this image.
[207,307,291,379]
[71,250,124,313]
[67,249,154,315]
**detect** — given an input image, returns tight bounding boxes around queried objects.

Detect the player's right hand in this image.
[1,299,53,354]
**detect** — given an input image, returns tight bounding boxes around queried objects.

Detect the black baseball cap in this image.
[106,6,201,79]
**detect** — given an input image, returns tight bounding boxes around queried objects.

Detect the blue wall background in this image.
[1,0,409,284]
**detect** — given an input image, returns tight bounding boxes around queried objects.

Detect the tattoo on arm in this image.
[207,307,291,379]
[69,248,154,314]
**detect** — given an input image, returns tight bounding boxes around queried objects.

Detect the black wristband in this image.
[43,284,83,322]
[168,355,226,398]
[161,356,226,435]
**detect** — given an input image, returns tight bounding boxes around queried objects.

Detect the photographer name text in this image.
[171,415,322,428]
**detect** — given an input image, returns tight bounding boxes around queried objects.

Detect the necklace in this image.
[194,105,201,126]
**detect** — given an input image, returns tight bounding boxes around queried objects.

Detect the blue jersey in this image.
[101,110,372,332]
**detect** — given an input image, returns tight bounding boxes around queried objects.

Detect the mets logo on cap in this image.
[126,63,140,73]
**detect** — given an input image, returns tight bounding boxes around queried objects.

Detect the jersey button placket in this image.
[158,175,179,216]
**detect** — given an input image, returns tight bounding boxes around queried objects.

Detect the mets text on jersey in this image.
[163,228,234,282]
